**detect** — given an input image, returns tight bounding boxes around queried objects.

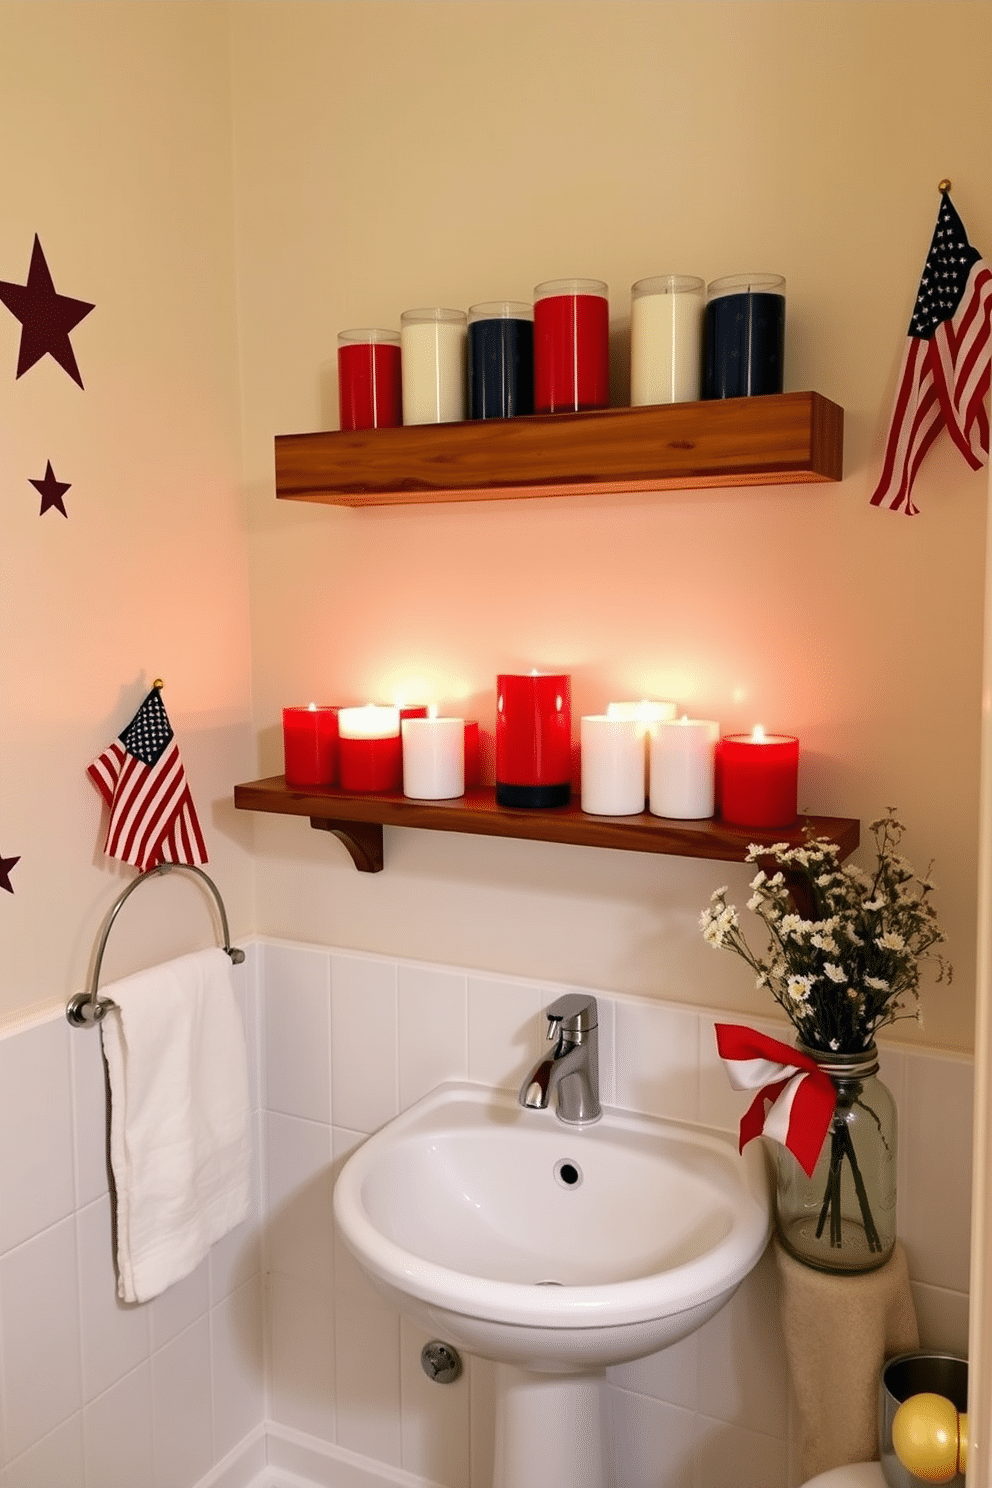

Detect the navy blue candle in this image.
[468,302,534,419]
[703,274,785,399]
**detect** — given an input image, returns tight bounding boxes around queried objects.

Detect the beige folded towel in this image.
[775,1237,919,1480]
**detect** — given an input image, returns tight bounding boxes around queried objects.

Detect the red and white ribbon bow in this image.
[714,1024,837,1177]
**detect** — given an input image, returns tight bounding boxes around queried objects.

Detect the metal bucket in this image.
[879,1352,967,1488]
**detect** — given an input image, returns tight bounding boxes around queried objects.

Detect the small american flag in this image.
[88,684,207,871]
[871,189,992,515]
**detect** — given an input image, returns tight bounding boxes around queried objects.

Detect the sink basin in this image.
[333,1079,770,1373]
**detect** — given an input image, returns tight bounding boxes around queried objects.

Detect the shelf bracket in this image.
[310,817,384,873]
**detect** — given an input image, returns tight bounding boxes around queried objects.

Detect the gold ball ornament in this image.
[892,1392,968,1484]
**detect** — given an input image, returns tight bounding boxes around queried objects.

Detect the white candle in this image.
[649,714,719,819]
[630,276,705,406]
[400,308,467,425]
[606,698,678,800]
[402,713,465,799]
[338,704,400,740]
[580,715,645,816]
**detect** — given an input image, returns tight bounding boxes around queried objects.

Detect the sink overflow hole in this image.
[554,1159,582,1189]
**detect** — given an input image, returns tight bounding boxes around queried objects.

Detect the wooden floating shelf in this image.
[274,390,844,507]
[234,776,860,877]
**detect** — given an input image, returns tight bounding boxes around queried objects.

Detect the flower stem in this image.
[812,1118,883,1252]
[840,1120,883,1252]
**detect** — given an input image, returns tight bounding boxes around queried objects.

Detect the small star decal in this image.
[0,855,19,894]
[0,236,94,387]
[30,461,71,517]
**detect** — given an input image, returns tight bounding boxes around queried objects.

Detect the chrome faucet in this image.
[520,993,601,1125]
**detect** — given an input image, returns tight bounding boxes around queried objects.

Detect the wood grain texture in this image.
[273,391,844,507]
[235,776,860,866]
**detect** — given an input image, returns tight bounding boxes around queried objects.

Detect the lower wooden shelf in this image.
[233,776,860,876]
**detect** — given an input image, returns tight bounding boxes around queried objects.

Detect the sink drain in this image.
[536,1278,563,1286]
[554,1159,582,1189]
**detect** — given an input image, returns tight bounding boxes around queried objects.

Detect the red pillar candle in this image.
[463,720,480,788]
[720,727,799,828]
[337,705,402,792]
[495,673,571,808]
[282,705,339,787]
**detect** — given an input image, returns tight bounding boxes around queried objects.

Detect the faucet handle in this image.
[545,993,598,1039]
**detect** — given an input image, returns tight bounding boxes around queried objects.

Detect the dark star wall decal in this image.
[0,236,94,387]
[30,460,71,517]
[0,855,19,894]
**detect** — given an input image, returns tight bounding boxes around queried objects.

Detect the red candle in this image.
[533,279,609,413]
[463,720,480,788]
[720,727,799,828]
[282,705,339,787]
[337,705,402,792]
[337,329,402,430]
[496,672,571,808]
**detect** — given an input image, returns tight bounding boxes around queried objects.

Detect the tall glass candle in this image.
[400,307,467,425]
[533,279,609,413]
[337,705,402,792]
[649,715,720,820]
[703,273,786,399]
[337,328,402,430]
[630,275,705,405]
[283,705,339,787]
[495,672,571,808]
[580,715,644,816]
[402,713,465,800]
[468,301,534,419]
[720,726,799,828]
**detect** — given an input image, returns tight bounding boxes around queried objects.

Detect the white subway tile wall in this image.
[0,938,973,1488]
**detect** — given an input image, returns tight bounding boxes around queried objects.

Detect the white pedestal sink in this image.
[333,1081,770,1488]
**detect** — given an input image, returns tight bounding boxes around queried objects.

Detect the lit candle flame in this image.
[752,724,766,743]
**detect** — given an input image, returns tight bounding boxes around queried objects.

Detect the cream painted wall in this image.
[231,0,990,1052]
[0,2,254,1025]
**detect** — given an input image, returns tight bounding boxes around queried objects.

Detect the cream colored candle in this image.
[400,307,467,424]
[649,714,719,819]
[402,712,465,800]
[630,276,705,405]
[580,715,644,816]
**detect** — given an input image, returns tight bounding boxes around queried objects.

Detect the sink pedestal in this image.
[493,1365,606,1488]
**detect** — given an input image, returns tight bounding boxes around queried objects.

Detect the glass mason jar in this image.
[774,1044,896,1274]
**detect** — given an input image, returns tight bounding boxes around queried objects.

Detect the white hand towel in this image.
[100,947,250,1303]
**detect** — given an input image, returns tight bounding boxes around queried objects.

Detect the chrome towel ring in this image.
[66,863,245,1028]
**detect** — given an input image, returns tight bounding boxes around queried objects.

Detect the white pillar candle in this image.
[400,308,467,425]
[580,715,645,816]
[606,698,679,801]
[402,715,465,800]
[649,715,719,819]
[630,276,705,406]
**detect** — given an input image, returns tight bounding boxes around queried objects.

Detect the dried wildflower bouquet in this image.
[702,810,950,1270]
[701,810,950,1052]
